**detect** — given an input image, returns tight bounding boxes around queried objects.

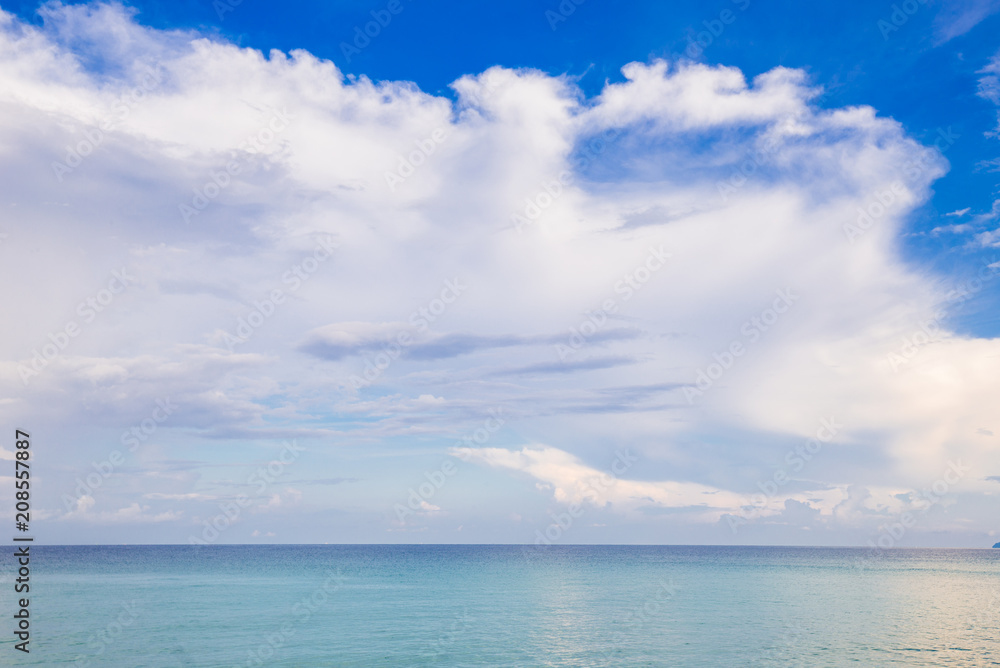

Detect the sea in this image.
[1,545,998,666]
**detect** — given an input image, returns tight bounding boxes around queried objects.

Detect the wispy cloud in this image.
[933,0,1000,44]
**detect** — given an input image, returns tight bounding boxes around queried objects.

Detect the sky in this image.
[0,0,999,546]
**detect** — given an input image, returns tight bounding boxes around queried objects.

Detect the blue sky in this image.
[1,0,999,546]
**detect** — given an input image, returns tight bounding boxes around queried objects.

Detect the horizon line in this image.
[21,543,1000,548]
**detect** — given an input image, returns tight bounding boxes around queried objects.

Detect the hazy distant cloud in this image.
[157,278,243,302]
[61,498,183,524]
[619,205,697,230]
[297,322,407,360]
[405,333,539,360]
[300,324,642,361]
[636,504,725,516]
[143,492,217,501]
[286,477,360,485]
[492,355,638,376]
[299,326,537,361]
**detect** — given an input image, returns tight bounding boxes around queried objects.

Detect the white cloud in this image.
[975,55,1000,246]
[257,488,302,511]
[933,0,1000,44]
[455,445,752,520]
[585,62,817,132]
[142,492,217,501]
[0,3,997,541]
[61,497,182,523]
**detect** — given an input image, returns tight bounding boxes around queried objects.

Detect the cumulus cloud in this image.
[0,2,997,542]
[585,62,817,132]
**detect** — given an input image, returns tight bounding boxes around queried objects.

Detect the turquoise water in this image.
[1,545,998,666]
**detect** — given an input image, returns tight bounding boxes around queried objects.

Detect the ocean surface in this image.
[1,545,998,666]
